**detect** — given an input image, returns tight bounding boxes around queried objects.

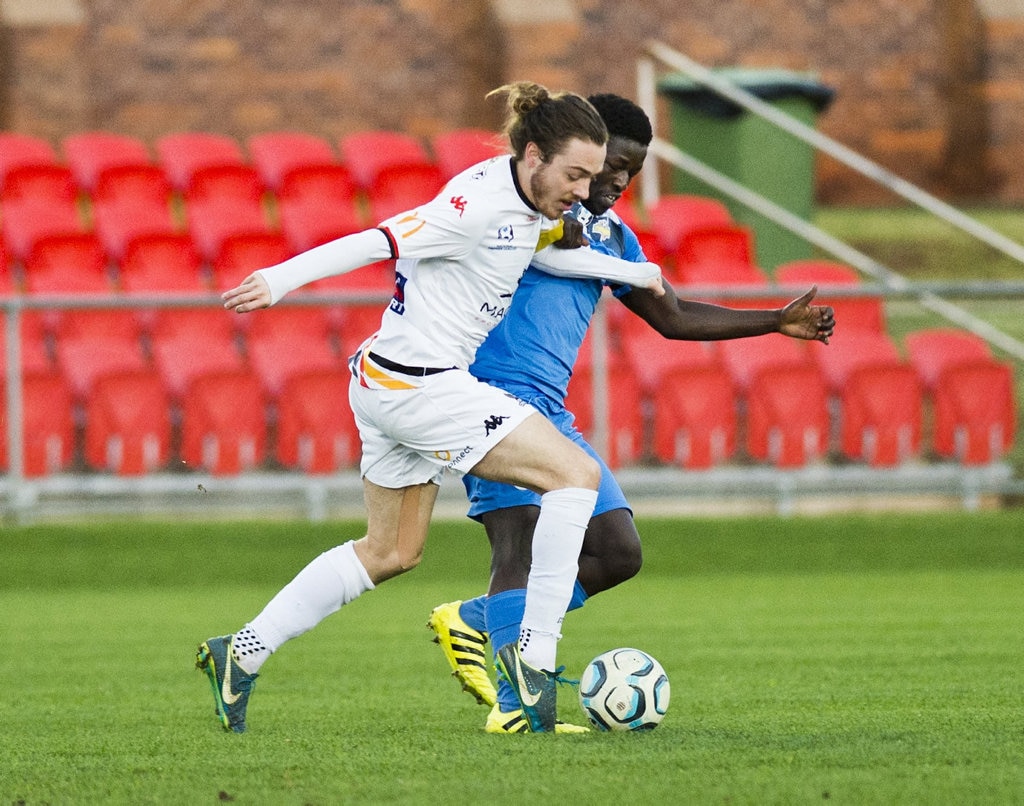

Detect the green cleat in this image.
[427,601,497,706]
[484,703,589,735]
[494,643,562,733]
[196,634,257,733]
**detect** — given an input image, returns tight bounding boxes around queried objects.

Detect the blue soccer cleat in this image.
[196,634,258,733]
[494,643,566,733]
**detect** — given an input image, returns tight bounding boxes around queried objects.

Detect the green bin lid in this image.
[658,67,834,118]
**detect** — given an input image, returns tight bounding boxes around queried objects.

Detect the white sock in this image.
[241,541,374,673]
[520,487,597,671]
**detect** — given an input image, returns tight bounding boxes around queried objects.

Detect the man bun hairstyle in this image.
[587,93,653,146]
[489,81,608,161]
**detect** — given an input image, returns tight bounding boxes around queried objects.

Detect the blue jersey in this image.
[469,204,646,402]
[464,203,647,520]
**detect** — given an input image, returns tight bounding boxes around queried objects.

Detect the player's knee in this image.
[615,541,643,583]
[564,453,601,490]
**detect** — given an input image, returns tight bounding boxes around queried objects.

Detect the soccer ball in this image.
[578,647,670,731]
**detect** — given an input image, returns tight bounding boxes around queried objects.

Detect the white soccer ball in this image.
[578,647,671,731]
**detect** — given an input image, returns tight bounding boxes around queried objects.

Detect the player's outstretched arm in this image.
[619,282,834,343]
[222,229,395,310]
[533,244,666,297]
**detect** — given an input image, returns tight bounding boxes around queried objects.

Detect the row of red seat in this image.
[1,307,1014,475]
[0,129,507,293]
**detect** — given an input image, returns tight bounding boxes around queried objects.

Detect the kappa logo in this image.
[450,195,467,217]
[483,414,507,435]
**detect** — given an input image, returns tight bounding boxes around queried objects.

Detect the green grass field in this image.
[2,513,1023,804]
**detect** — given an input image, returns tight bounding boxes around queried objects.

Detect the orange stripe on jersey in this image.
[359,352,418,390]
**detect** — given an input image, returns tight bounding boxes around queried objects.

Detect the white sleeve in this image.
[531,245,661,287]
[255,228,395,305]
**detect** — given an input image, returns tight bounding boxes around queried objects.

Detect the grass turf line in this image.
[1,512,1022,804]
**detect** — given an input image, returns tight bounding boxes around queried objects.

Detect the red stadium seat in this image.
[278,196,365,254]
[675,223,757,283]
[651,364,737,469]
[904,328,993,393]
[0,371,75,476]
[184,164,265,207]
[366,162,446,223]
[243,307,341,399]
[22,233,112,295]
[84,369,172,475]
[840,364,923,466]
[0,133,59,191]
[156,132,246,192]
[248,131,338,192]
[809,329,903,395]
[336,304,386,358]
[745,363,830,467]
[648,194,733,255]
[211,231,292,292]
[0,311,53,375]
[276,368,362,472]
[718,333,809,394]
[932,359,1015,465]
[430,128,505,179]
[565,362,646,468]
[93,164,173,209]
[118,233,206,293]
[148,308,246,400]
[617,324,720,396]
[774,260,885,333]
[338,130,432,189]
[277,163,361,211]
[54,313,149,401]
[180,369,267,475]
[186,197,273,262]
[62,132,151,193]
[92,196,179,262]
[1,201,84,262]
[1,164,78,207]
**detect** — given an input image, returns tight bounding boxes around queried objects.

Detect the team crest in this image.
[497,224,514,242]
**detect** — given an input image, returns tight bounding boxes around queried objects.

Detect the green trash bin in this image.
[658,68,834,270]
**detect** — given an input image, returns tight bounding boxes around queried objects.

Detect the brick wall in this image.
[2,0,1024,204]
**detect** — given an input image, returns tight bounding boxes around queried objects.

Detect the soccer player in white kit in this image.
[196,81,665,733]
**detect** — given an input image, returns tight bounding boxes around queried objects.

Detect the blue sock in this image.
[457,595,487,633]
[486,589,527,712]
[568,580,589,612]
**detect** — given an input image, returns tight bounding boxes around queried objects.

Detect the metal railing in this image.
[636,40,1024,361]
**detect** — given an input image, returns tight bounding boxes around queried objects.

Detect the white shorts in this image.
[348,368,539,488]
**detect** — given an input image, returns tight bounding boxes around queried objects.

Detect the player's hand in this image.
[779,285,835,343]
[222,272,272,313]
[638,269,667,299]
[553,218,588,249]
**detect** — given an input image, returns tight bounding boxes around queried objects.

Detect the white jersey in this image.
[369,157,549,370]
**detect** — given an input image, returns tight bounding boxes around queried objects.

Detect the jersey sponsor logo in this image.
[389,271,407,315]
[479,300,508,320]
[488,224,518,252]
[590,217,612,243]
[483,414,508,435]
[438,445,474,471]
[393,213,426,238]
[450,195,468,217]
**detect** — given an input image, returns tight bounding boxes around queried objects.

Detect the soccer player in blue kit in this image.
[427,93,836,733]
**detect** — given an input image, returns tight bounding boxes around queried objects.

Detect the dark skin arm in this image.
[618,278,835,344]
[556,218,835,343]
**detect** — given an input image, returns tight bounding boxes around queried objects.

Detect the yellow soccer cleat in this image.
[484,704,589,735]
[427,601,497,706]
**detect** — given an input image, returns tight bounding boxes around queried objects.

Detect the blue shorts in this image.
[463,386,631,522]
